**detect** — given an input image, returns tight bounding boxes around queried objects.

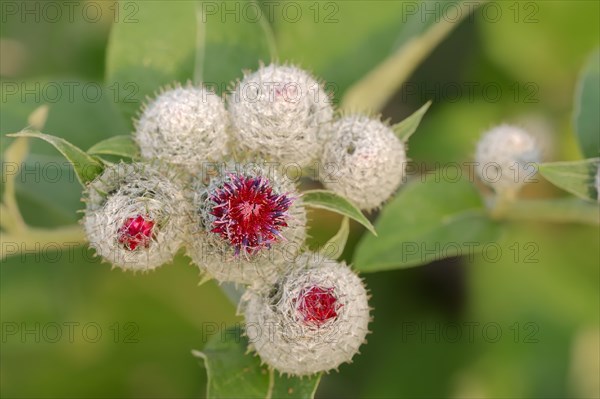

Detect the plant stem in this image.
[488,189,517,219]
[2,137,29,233]
[1,224,86,260]
[489,197,599,226]
[341,1,488,112]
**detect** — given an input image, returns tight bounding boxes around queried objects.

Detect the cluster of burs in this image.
[82,63,410,376]
[82,62,548,375]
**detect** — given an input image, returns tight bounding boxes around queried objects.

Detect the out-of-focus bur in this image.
[475,124,541,195]
[595,164,600,203]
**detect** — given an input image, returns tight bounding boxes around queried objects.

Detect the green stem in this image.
[488,189,517,219]
[2,137,29,233]
[489,197,599,226]
[341,1,487,112]
[1,224,86,260]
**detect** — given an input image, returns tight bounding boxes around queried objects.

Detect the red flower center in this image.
[118,215,155,251]
[209,174,293,255]
[297,286,339,327]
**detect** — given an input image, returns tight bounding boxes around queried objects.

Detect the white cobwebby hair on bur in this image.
[227,64,334,167]
[83,162,190,271]
[135,83,230,173]
[241,252,371,376]
[321,115,407,211]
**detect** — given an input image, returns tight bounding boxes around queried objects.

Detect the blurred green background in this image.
[1,1,599,398]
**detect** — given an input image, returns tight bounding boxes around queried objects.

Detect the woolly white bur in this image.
[82,163,190,271]
[475,124,541,193]
[321,115,407,211]
[228,64,334,167]
[186,163,307,286]
[135,84,229,173]
[241,253,371,376]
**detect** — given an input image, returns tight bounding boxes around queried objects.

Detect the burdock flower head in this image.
[321,115,407,211]
[209,173,294,256]
[296,285,340,327]
[187,162,307,285]
[227,63,333,167]
[117,215,156,251]
[135,83,230,173]
[82,162,189,271]
[241,252,371,376]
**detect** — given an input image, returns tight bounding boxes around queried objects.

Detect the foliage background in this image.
[1,1,599,398]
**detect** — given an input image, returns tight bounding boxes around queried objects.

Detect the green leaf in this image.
[392,101,432,141]
[198,0,275,87]
[538,159,600,202]
[106,1,275,125]
[193,327,321,399]
[7,131,104,186]
[573,48,600,158]
[1,81,129,224]
[14,155,84,226]
[302,190,376,236]
[193,327,269,398]
[87,135,139,159]
[320,217,350,260]
[1,79,129,154]
[270,372,321,399]
[354,176,502,272]
[105,1,198,124]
